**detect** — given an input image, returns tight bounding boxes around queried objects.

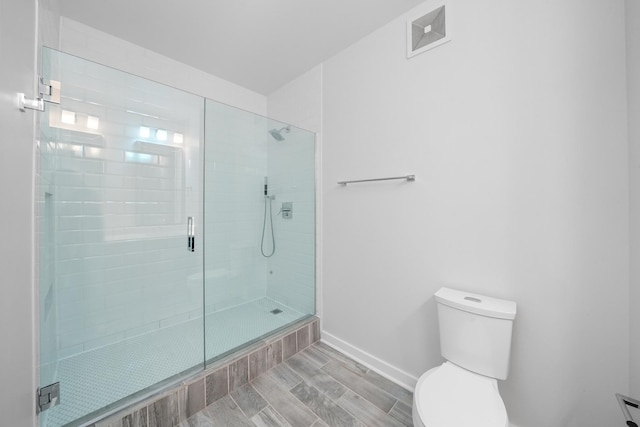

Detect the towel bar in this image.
[338,174,415,186]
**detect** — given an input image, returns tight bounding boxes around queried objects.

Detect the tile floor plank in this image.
[179,411,215,427]
[313,342,369,376]
[290,382,366,427]
[230,383,268,419]
[322,360,397,413]
[251,373,318,427]
[338,390,406,427]
[250,406,292,427]
[264,362,303,390]
[202,396,253,427]
[300,346,331,367]
[179,341,415,427]
[363,369,414,406]
[286,353,347,400]
[388,400,414,427]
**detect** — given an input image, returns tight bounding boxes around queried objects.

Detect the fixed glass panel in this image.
[264,118,316,317]
[204,100,316,362]
[38,48,204,427]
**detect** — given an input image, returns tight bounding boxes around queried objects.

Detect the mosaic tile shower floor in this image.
[44,297,303,427]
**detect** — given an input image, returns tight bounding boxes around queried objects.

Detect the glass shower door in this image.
[37,48,204,426]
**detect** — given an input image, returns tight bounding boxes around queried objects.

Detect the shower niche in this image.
[37,47,316,427]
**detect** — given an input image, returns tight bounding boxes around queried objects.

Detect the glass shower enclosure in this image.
[37,48,315,427]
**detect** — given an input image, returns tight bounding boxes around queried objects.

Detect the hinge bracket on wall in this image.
[18,77,60,112]
[36,382,60,414]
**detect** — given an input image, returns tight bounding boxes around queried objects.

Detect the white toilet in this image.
[413,287,517,427]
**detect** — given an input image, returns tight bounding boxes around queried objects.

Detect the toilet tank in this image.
[435,287,517,380]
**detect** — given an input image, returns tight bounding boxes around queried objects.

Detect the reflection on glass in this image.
[38,48,204,427]
[203,100,316,363]
[37,47,316,427]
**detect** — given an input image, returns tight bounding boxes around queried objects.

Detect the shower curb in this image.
[87,316,320,427]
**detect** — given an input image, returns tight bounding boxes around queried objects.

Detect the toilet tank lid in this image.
[435,287,517,320]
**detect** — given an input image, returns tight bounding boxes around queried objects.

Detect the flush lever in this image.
[187,217,195,252]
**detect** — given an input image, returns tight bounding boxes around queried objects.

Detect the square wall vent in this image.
[407,2,452,58]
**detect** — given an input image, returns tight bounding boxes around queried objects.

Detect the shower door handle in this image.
[187,217,195,252]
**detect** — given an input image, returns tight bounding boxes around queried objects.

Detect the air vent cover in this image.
[407,3,452,58]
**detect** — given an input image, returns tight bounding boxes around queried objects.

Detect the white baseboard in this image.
[321,331,523,427]
[320,330,419,392]
[320,331,519,427]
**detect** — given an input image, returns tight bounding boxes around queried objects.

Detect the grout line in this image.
[284,350,345,405]
[226,363,231,399]
[303,344,331,369]
[314,344,400,413]
[313,342,370,375]
[249,375,313,427]
[227,390,253,423]
[168,339,409,427]
[387,398,401,416]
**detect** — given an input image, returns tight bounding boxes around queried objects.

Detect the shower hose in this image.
[261,196,275,257]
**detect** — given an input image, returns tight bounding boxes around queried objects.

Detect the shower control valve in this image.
[282,202,293,219]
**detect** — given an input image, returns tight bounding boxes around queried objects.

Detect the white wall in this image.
[59,18,267,117]
[627,0,640,397]
[267,65,323,134]
[271,0,630,425]
[0,1,38,426]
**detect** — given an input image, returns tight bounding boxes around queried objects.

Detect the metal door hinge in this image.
[40,78,60,104]
[37,382,60,414]
[18,77,60,112]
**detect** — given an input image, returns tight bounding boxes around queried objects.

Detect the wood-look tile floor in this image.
[178,342,414,427]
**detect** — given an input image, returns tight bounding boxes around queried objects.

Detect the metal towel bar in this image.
[338,174,415,186]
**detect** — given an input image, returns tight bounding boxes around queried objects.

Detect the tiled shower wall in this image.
[203,100,267,313]
[266,66,322,316]
[45,22,319,362]
[266,130,316,315]
[43,59,317,360]
[42,49,205,359]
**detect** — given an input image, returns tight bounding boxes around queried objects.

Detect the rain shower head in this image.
[269,126,290,141]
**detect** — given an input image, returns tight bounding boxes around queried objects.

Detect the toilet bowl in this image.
[412,288,516,427]
[412,362,508,427]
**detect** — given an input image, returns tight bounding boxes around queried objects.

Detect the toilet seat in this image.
[413,362,508,427]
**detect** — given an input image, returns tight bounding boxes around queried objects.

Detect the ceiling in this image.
[59,0,426,95]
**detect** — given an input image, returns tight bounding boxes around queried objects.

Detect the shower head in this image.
[268,126,290,141]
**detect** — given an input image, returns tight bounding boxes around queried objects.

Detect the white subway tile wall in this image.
[40,48,205,360]
[42,48,317,363]
[203,100,268,320]
[38,28,317,426]
[266,127,316,315]
[266,66,321,317]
